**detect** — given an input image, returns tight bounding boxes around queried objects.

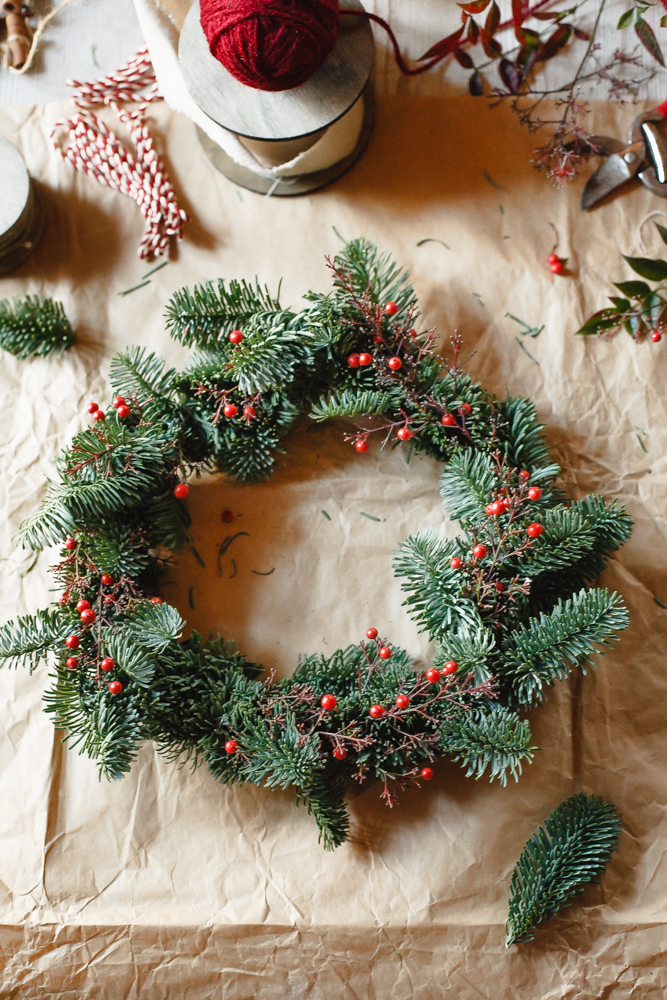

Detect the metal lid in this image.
[178,0,374,142]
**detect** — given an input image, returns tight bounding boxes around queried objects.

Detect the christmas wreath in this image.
[0,240,632,850]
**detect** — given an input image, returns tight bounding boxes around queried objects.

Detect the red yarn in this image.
[200,0,340,92]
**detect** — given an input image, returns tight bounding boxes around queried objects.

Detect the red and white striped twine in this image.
[51,48,188,260]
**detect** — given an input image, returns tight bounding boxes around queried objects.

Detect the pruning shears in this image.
[582,99,667,210]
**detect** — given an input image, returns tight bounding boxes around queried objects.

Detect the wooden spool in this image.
[178,0,375,196]
[0,136,42,275]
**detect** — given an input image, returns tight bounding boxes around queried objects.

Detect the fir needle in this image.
[321,510,331,520]
[141,260,169,280]
[252,567,275,575]
[118,280,150,297]
[516,337,539,365]
[360,511,381,522]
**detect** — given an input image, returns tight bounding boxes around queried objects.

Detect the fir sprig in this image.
[0,296,75,359]
[505,794,621,946]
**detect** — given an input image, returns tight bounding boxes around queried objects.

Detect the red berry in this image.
[320,694,337,711]
[366,628,378,639]
[174,483,189,498]
[459,402,472,416]
[104,595,115,604]
[112,396,125,408]
[358,353,373,366]
[441,413,457,427]
[225,740,238,754]
[379,646,392,660]
[80,609,96,624]
[652,330,662,342]
[229,330,244,344]
[527,522,544,538]
[347,353,361,368]
[221,509,234,523]
[384,301,398,315]
[397,427,412,441]
[101,574,114,586]
[395,694,410,709]
[518,470,530,482]
[495,581,505,593]
[473,543,487,559]
[66,657,78,669]
[420,767,434,781]
[426,667,441,683]
[64,537,77,551]
[555,167,569,177]
[388,356,402,371]
[355,438,369,453]
[116,404,131,419]
[92,410,106,422]
[100,657,115,672]
[223,404,238,418]
[65,635,79,649]
[108,681,123,695]
[150,597,163,605]
[87,401,98,414]
[369,704,385,719]
[332,746,348,760]
[409,328,418,339]
[372,333,384,344]
[450,556,462,569]
[528,486,542,501]
[442,660,457,676]
[550,261,564,275]
[243,405,256,418]
[502,497,511,509]
[547,253,559,265]
[76,599,90,612]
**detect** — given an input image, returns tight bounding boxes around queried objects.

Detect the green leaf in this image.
[613,280,651,298]
[641,291,663,327]
[656,222,667,245]
[575,308,622,336]
[622,255,667,280]
[608,297,630,311]
[636,15,665,65]
[616,8,634,28]
[505,794,620,946]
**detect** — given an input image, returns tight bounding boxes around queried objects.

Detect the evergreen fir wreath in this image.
[0,240,632,850]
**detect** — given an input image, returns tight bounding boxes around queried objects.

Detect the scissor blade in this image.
[581,145,646,210]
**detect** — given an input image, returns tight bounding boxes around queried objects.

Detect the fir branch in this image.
[310,388,401,421]
[0,609,70,672]
[503,589,629,706]
[165,278,283,349]
[440,706,535,785]
[0,296,75,359]
[440,451,498,523]
[505,793,621,947]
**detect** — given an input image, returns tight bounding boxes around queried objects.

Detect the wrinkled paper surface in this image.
[0,95,666,998]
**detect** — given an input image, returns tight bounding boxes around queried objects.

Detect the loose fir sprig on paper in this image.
[0,296,75,359]
[506,793,621,946]
[577,221,667,342]
[0,239,632,851]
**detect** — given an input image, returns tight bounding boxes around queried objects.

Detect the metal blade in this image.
[581,144,646,210]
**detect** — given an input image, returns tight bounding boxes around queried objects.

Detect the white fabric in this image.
[132,0,364,178]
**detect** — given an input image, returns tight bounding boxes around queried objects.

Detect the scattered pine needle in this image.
[416,238,451,250]
[321,510,331,521]
[141,260,169,280]
[654,595,667,609]
[516,336,539,365]
[118,281,150,297]
[360,511,381,522]
[252,567,275,576]
[190,545,205,568]
[188,586,195,609]
[482,169,506,190]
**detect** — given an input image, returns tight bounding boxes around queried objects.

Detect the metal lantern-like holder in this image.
[0,136,42,275]
[178,0,375,196]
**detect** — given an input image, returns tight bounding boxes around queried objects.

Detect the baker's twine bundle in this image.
[51,48,188,261]
[199,0,452,92]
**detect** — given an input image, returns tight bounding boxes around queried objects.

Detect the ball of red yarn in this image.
[200,0,340,92]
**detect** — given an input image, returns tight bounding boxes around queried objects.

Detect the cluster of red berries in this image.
[547,253,565,276]
[87,396,133,422]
